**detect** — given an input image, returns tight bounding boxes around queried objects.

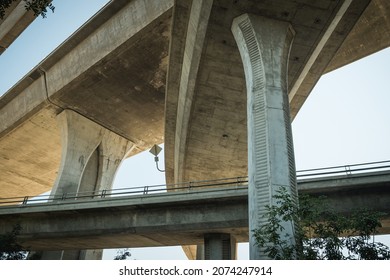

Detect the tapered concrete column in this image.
[51,110,103,197]
[96,131,133,192]
[52,110,134,197]
[232,14,299,259]
[41,110,133,260]
[204,233,236,260]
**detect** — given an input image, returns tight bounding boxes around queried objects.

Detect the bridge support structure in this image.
[41,109,134,260]
[204,233,236,260]
[195,234,237,260]
[232,14,299,259]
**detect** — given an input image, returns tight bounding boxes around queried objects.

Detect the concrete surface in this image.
[0,0,389,259]
[0,187,249,251]
[326,0,390,72]
[1,0,388,201]
[164,0,372,189]
[43,109,133,259]
[0,0,35,55]
[232,13,298,260]
[0,0,173,198]
[0,172,389,251]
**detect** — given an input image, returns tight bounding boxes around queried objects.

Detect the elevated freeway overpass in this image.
[1,0,390,259]
[0,0,389,198]
[0,166,389,256]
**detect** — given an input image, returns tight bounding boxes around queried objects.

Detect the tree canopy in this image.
[254,188,390,260]
[0,0,54,20]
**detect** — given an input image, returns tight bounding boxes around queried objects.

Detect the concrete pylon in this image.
[204,233,236,260]
[232,14,299,259]
[41,109,134,260]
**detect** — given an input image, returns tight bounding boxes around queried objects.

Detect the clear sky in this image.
[1,0,389,260]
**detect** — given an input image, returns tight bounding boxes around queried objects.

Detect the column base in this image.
[204,233,236,260]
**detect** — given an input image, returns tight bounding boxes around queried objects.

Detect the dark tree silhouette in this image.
[0,224,27,260]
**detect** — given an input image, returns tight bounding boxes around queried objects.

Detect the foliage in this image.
[24,0,54,18]
[0,224,27,260]
[0,0,54,20]
[253,187,390,260]
[114,248,132,260]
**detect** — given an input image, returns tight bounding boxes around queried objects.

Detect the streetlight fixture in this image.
[149,144,165,172]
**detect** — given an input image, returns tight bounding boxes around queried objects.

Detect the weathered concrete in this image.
[174,0,213,184]
[0,0,389,260]
[163,0,372,259]
[0,0,35,55]
[0,0,173,199]
[1,0,387,202]
[232,14,298,260]
[0,173,390,251]
[326,0,390,73]
[204,233,236,260]
[0,0,379,200]
[0,187,249,251]
[41,109,133,259]
[298,170,390,195]
[52,109,134,197]
[164,0,372,189]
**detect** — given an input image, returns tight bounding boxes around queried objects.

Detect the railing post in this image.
[345,165,352,175]
[22,196,29,205]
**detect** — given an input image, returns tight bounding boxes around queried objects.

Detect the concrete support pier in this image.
[232,14,299,259]
[203,233,236,260]
[41,109,133,260]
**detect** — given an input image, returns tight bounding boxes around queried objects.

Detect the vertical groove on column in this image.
[238,18,270,237]
[283,27,298,205]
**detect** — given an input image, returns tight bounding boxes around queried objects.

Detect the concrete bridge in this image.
[1,0,390,259]
[0,0,36,55]
[1,167,390,259]
[0,170,390,258]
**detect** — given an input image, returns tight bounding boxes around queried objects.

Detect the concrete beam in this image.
[174,0,213,184]
[288,0,371,118]
[298,171,390,194]
[164,0,192,187]
[0,188,249,251]
[0,172,390,251]
[0,0,173,139]
[168,0,213,260]
[0,0,173,198]
[0,0,35,55]
[325,0,390,73]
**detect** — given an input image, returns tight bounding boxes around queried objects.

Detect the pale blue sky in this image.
[1,0,389,259]
[293,48,390,169]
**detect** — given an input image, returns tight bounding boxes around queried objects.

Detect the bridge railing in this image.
[2,160,390,208]
[296,160,390,180]
[0,176,249,207]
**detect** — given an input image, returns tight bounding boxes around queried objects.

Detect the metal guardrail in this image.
[0,176,248,207]
[296,160,390,180]
[1,160,390,208]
